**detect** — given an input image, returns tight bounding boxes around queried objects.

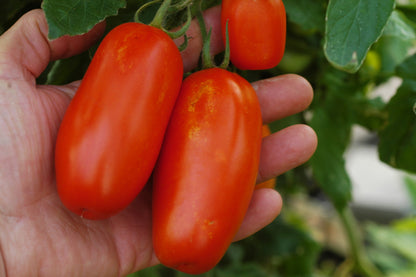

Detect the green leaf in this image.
[214,263,269,277]
[309,93,353,211]
[324,0,395,73]
[404,176,416,210]
[383,10,416,39]
[367,223,416,263]
[365,218,416,272]
[374,11,416,78]
[378,80,416,173]
[42,0,126,39]
[239,217,320,277]
[367,245,410,274]
[378,55,416,173]
[282,0,326,33]
[393,217,416,232]
[350,95,386,131]
[396,53,416,80]
[375,37,415,79]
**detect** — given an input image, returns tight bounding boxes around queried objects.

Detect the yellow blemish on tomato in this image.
[188,80,216,112]
[116,37,135,73]
[116,45,127,69]
[202,219,216,240]
[188,125,201,139]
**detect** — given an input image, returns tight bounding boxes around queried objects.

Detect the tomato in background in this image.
[221,0,286,70]
[152,68,262,274]
[256,125,276,189]
[55,22,183,220]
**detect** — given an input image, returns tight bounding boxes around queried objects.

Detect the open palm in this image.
[0,7,317,277]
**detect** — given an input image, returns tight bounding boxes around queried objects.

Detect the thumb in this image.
[0,9,105,81]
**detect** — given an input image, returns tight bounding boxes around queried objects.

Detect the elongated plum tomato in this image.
[153,68,262,274]
[55,23,183,220]
[221,0,286,70]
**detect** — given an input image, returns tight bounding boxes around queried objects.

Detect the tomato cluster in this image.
[55,0,285,274]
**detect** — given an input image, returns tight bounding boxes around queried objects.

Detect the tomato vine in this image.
[134,0,192,50]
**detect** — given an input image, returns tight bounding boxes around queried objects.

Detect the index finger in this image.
[253,74,314,123]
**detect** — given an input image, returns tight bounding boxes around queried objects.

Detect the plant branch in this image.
[338,206,383,277]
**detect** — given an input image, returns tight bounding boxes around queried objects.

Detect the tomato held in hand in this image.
[221,0,286,70]
[55,23,183,220]
[153,68,262,274]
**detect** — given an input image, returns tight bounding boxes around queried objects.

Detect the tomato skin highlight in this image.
[221,0,286,70]
[55,22,183,220]
[152,68,262,274]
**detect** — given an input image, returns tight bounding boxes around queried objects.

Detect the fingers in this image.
[233,188,282,241]
[233,75,316,240]
[0,9,105,80]
[250,73,316,183]
[252,74,314,123]
[48,23,106,62]
[257,124,317,183]
[235,126,316,240]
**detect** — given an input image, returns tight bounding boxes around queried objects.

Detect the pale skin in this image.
[0,6,317,277]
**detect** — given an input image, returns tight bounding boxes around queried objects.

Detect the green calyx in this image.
[134,0,193,43]
[196,0,230,70]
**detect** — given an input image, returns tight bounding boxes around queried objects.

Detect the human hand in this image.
[0,6,317,277]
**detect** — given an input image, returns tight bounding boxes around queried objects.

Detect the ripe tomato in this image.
[55,22,183,220]
[152,68,262,274]
[221,0,286,70]
[256,125,276,189]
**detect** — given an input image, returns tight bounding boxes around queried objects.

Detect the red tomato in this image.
[221,0,286,70]
[55,23,183,220]
[152,68,262,274]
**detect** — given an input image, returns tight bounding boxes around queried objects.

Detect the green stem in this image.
[219,20,230,69]
[134,0,161,24]
[168,0,193,13]
[195,0,214,69]
[134,0,193,41]
[338,207,383,277]
[149,0,172,28]
[195,0,230,69]
[163,5,192,39]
